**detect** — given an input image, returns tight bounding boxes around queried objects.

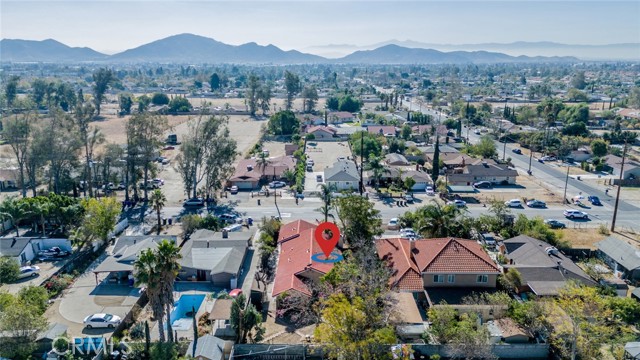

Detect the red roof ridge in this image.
[420,238,499,273]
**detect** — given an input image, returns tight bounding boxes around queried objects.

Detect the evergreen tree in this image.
[432,136,440,182]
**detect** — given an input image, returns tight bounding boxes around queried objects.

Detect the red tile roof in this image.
[307,126,337,135]
[230,156,296,182]
[376,238,500,291]
[272,222,337,297]
[376,238,423,291]
[277,219,317,243]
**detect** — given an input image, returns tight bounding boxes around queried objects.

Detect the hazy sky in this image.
[1,0,639,54]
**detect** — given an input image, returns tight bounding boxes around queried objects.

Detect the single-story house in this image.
[299,114,324,126]
[186,334,229,360]
[376,237,501,293]
[625,342,640,360]
[178,230,249,287]
[324,160,360,191]
[228,156,297,190]
[93,235,178,283]
[385,153,410,166]
[306,126,337,141]
[618,108,640,121]
[332,125,365,140]
[272,220,339,298]
[568,148,592,162]
[367,125,397,137]
[603,155,640,179]
[328,111,355,124]
[502,235,597,296]
[0,237,72,266]
[0,169,19,191]
[596,236,640,280]
[447,162,519,186]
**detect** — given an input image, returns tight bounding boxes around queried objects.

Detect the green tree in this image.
[75,197,121,248]
[137,94,151,113]
[0,197,30,236]
[134,249,166,342]
[0,257,20,284]
[175,111,237,199]
[155,240,182,343]
[338,94,363,112]
[401,124,412,140]
[5,75,20,107]
[366,155,387,190]
[168,97,192,112]
[150,189,166,235]
[92,68,114,116]
[567,88,588,102]
[316,183,336,222]
[403,177,416,192]
[403,201,473,238]
[151,92,170,106]
[468,135,497,158]
[74,102,104,198]
[4,111,36,197]
[119,93,133,115]
[17,285,49,314]
[210,73,221,90]
[0,303,48,360]
[245,74,261,116]
[570,71,586,90]
[230,294,265,343]
[350,131,382,160]
[126,112,168,200]
[268,110,299,135]
[284,71,301,110]
[31,78,47,108]
[314,294,396,360]
[301,85,319,113]
[335,195,382,251]
[590,139,608,157]
[432,136,440,182]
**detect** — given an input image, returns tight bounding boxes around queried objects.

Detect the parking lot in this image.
[304,141,353,194]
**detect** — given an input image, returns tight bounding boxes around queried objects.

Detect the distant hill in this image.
[335,44,578,64]
[308,40,640,60]
[0,38,108,62]
[107,33,325,64]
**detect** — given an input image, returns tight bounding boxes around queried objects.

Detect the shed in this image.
[596,236,640,280]
[186,334,229,360]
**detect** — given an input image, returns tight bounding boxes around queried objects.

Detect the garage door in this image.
[236,181,255,189]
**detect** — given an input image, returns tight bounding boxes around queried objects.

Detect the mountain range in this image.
[307,40,640,60]
[0,33,616,64]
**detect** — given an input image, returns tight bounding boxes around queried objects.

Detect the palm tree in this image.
[316,183,336,222]
[156,240,182,343]
[134,249,166,342]
[0,197,29,236]
[29,200,52,236]
[282,169,296,185]
[149,189,166,235]
[365,155,387,191]
[415,201,467,238]
[256,152,271,180]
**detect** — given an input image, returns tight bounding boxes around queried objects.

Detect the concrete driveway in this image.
[1,259,68,295]
[45,254,142,338]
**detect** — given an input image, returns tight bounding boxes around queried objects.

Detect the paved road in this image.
[467,129,639,213]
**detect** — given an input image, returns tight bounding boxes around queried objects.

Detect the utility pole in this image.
[274,167,281,219]
[611,141,628,232]
[562,163,570,205]
[502,130,508,161]
[528,145,534,173]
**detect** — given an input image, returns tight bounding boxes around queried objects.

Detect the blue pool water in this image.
[169,294,205,325]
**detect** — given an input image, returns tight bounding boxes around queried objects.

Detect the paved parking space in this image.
[0,259,68,294]
[305,141,352,171]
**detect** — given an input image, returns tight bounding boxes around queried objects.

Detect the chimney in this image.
[222,230,228,239]
[247,165,253,171]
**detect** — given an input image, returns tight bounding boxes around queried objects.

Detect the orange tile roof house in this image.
[376,237,501,292]
[272,220,338,297]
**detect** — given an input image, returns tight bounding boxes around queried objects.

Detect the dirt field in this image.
[474,174,563,205]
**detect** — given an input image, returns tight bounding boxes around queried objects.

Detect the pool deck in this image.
[150,285,216,341]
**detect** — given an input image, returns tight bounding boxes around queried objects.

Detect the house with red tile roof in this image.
[376,237,501,292]
[272,220,338,298]
[306,126,337,141]
[367,125,397,136]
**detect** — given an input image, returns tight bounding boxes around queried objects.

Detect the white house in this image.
[324,160,360,191]
[0,237,72,265]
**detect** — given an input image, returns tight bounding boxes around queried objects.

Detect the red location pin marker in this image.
[314,222,340,259]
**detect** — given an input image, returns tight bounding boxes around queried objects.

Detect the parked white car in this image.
[426,186,435,196]
[387,218,400,230]
[447,199,466,208]
[83,313,122,329]
[17,265,40,279]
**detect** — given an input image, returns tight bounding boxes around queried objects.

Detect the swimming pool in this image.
[169,294,205,329]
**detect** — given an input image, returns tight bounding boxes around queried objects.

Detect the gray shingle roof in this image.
[325,160,359,182]
[179,238,246,276]
[465,163,519,177]
[0,238,32,257]
[596,236,640,271]
[93,236,177,273]
[186,335,225,360]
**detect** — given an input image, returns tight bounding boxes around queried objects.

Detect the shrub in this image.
[53,337,70,353]
[0,257,19,284]
[18,285,49,314]
[598,224,611,235]
[129,322,145,340]
[44,274,74,296]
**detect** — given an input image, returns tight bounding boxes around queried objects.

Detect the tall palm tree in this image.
[256,152,271,180]
[30,200,52,236]
[149,189,166,235]
[365,155,387,191]
[316,183,336,222]
[282,169,296,185]
[156,240,182,343]
[134,249,166,342]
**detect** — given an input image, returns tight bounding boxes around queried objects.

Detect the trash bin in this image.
[162,218,167,225]
[168,218,173,225]
[257,199,261,206]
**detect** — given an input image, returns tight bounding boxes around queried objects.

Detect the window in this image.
[433,275,444,283]
[477,275,488,283]
[447,274,455,283]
